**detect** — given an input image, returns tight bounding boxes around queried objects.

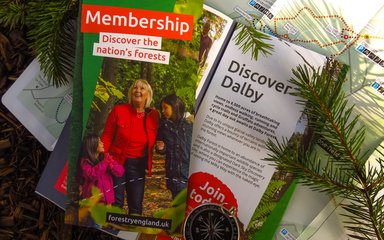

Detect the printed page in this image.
[205,2,384,125]
[35,121,71,210]
[187,23,326,229]
[204,0,282,23]
[205,0,383,60]
[203,0,384,133]
[65,1,203,239]
[295,197,349,240]
[256,0,383,58]
[36,120,139,240]
[1,58,72,151]
[345,4,384,71]
[335,5,384,123]
[196,5,235,100]
[272,184,331,240]
[283,143,384,240]
[248,114,306,239]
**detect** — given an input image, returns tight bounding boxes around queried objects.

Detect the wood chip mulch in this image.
[0,28,122,240]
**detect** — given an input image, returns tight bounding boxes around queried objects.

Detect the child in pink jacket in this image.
[80,135,124,204]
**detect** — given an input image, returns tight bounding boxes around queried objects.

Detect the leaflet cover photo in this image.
[64,0,204,238]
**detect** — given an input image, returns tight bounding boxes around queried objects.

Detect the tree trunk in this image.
[140,62,153,84]
[92,58,119,134]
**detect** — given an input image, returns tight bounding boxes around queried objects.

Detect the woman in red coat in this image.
[101,79,160,214]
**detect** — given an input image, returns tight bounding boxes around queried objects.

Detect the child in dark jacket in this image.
[79,135,124,205]
[156,94,193,199]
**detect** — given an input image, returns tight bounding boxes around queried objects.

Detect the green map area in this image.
[205,0,384,238]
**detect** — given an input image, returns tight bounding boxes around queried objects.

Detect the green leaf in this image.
[173,0,203,24]
[90,204,125,225]
[152,189,187,233]
[171,188,187,206]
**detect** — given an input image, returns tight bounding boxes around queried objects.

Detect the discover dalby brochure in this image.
[65,0,203,238]
[186,21,326,231]
[202,1,384,239]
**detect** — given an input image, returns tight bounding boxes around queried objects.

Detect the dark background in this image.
[0,29,122,240]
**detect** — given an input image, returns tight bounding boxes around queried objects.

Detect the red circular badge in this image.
[186,172,238,216]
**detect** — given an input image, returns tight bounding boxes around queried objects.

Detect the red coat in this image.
[101,104,160,176]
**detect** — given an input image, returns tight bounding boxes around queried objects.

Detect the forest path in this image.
[142,153,172,217]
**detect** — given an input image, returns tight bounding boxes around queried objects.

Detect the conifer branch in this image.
[266,59,384,239]
[27,1,77,86]
[233,23,274,60]
[0,0,78,86]
[0,0,27,29]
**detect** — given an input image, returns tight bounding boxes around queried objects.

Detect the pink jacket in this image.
[80,153,124,204]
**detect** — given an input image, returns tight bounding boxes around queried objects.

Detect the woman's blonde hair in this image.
[128,79,153,108]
